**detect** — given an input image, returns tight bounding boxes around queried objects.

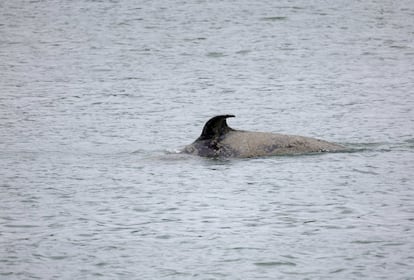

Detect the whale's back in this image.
[182,115,346,158]
[221,131,345,157]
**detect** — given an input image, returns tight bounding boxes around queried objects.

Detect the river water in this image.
[1,0,414,279]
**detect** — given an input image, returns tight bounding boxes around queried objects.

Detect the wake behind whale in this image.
[182,115,346,158]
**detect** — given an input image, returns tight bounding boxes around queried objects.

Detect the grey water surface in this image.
[1,0,414,279]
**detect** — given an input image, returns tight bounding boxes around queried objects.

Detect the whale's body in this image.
[183,115,345,158]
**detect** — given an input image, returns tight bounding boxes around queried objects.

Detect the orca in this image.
[182,115,346,158]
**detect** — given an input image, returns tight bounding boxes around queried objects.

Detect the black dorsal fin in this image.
[197,115,235,141]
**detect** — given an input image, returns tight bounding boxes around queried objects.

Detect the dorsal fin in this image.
[197,115,235,141]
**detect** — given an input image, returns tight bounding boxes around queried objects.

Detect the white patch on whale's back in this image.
[221,131,345,157]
